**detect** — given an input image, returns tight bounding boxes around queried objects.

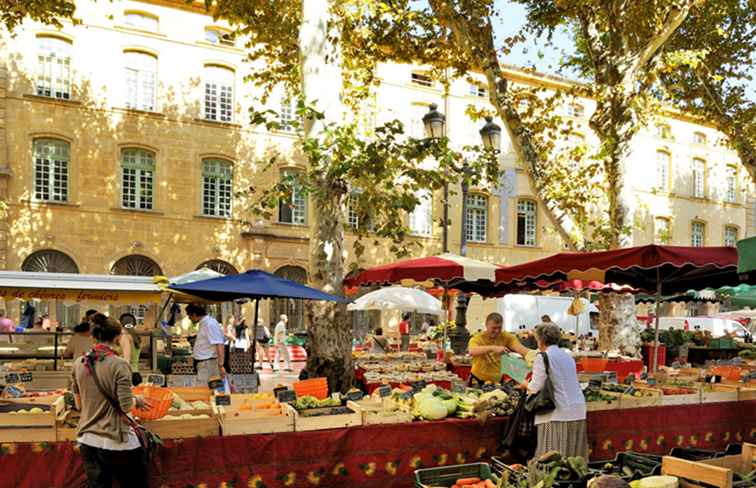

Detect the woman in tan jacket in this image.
[71,314,148,487]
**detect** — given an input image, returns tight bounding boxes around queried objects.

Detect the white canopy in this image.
[170,268,224,286]
[347,286,442,315]
[0,271,162,304]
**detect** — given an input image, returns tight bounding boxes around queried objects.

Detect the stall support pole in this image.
[652,269,662,373]
[251,299,260,370]
[53,331,59,371]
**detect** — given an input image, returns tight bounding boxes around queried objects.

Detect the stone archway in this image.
[271,265,307,331]
[110,254,162,276]
[22,249,79,273]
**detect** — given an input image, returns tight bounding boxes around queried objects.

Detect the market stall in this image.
[1,400,753,488]
[0,271,164,386]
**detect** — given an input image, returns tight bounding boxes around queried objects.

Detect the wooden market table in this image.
[2,400,754,488]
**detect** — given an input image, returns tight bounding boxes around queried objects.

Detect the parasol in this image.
[346,286,442,315]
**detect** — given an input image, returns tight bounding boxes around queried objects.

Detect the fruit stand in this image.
[0,398,754,488]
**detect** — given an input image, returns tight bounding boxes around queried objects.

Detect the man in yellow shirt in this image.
[468,312,533,385]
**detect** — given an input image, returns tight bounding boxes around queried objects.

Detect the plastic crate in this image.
[414,462,492,488]
[588,452,661,481]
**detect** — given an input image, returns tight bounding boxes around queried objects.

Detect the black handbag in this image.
[90,362,162,462]
[524,352,556,414]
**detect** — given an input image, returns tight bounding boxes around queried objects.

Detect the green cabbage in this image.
[417,397,448,420]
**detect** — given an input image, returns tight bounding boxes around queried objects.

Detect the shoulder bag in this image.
[90,362,162,461]
[524,352,556,414]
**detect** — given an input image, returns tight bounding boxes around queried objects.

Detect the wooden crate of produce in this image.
[661,443,755,488]
[709,383,756,401]
[349,400,412,425]
[619,388,662,409]
[168,386,212,403]
[0,396,63,442]
[286,403,362,432]
[56,409,79,442]
[585,391,622,412]
[144,413,219,440]
[214,394,293,436]
[654,385,701,406]
[702,384,740,404]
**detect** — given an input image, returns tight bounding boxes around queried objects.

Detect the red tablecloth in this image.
[0,417,505,488]
[2,401,754,488]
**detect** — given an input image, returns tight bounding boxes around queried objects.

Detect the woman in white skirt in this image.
[526,322,588,458]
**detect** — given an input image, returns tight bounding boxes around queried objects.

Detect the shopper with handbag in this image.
[71,315,151,487]
[526,322,587,459]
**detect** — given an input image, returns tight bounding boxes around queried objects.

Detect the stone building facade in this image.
[0,0,752,329]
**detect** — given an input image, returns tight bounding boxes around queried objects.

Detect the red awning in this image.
[494,245,739,295]
[343,253,503,294]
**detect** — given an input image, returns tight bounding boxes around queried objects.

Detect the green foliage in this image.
[0,0,76,32]
[242,102,499,268]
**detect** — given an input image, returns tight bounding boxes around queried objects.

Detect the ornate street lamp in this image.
[422,103,450,253]
[422,103,446,139]
[479,116,502,151]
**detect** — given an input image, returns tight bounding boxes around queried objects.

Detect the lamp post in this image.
[452,116,503,353]
[422,104,449,253]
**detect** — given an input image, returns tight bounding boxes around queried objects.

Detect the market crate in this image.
[214,394,293,436]
[0,396,63,442]
[414,462,492,488]
[702,384,740,404]
[168,386,212,403]
[654,385,701,406]
[709,383,756,401]
[661,443,756,488]
[618,388,662,409]
[56,409,78,442]
[585,391,622,412]
[143,413,219,440]
[348,400,412,425]
[286,403,362,432]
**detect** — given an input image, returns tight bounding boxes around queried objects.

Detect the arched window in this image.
[196,259,238,275]
[725,165,738,203]
[204,27,235,47]
[124,11,159,31]
[516,199,537,246]
[566,103,584,118]
[465,193,488,243]
[409,189,433,237]
[33,138,69,202]
[121,148,155,210]
[692,158,706,198]
[124,51,157,111]
[204,65,234,122]
[278,168,306,225]
[110,254,162,276]
[469,82,486,98]
[724,225,738,247]
[655,150,671,192]
[657,124,673,140]
[22,249,79,273]
[201,159,233,217]
[36,36,72,99]
[654,217,671,244]
[691,221,706,248]
[271,266,307,331]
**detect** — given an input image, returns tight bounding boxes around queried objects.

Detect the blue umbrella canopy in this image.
[168,269,346,303]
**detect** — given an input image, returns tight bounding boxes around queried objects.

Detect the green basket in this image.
[414,462,492,487]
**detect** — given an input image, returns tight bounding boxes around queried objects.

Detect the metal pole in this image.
[251,299,260,370]
[652,268,662,373]
[460,178,469,257]
[442,181,449,253]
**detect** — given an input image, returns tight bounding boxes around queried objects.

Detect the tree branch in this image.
[428,0,582,250]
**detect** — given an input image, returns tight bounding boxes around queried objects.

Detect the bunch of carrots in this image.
[449,477,496,488]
